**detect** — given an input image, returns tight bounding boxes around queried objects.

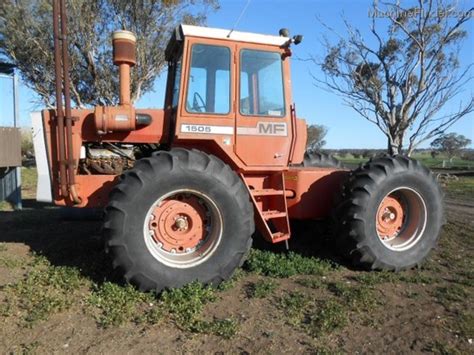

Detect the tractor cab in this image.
[163,25,307,169]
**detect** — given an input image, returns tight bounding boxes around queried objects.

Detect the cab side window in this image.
[186,44,231,115]
[240,49,285,117]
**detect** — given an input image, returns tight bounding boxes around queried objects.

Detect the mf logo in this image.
[258,122,287,135]
[237,122,288,136]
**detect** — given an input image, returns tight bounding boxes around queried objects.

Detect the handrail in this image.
[288,103,297,165]
[53,0,81,204]
[52,0,68,198]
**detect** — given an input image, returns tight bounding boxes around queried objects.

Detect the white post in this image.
[13,70,22,210]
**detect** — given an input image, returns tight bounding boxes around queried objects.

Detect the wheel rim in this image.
[376,187,427,251]
[143,189,223,268]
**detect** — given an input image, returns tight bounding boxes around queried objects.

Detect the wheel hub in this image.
[174,216,189,231]
[376,195,405,240]
[148,195,209,254]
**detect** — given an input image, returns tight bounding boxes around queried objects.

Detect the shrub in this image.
[21,129,34,158]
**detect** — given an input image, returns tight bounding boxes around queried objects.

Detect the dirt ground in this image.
[0,169,472,354]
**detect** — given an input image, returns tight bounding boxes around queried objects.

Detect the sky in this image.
[0,0,473,149]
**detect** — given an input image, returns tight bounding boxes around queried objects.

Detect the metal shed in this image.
[0,62,22,210]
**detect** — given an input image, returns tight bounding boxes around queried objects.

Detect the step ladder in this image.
[242,173,291,244]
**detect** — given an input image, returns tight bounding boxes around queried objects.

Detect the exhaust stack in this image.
[94,30,151,134]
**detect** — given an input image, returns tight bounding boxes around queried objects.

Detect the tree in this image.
[306,124,328,150]
[0,0,217,108]
[314,0,473,156]
[362,150,374,159]
[461,151,474,161]
[338,149,348,158]
[430,133,471,160]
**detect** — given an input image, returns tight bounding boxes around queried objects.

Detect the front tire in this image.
[104,149,254,292]
[335,156,444,270]
[303,151,345,168]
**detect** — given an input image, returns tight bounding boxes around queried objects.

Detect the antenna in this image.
[227,0,252,38]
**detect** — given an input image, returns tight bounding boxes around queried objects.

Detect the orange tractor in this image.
[32,0,444,291]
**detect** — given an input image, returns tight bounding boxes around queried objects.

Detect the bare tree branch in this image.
[314,0,473,155]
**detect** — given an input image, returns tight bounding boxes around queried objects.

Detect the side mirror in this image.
[293,35,303,45]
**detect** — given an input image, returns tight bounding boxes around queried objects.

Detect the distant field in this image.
[338,152,474,169]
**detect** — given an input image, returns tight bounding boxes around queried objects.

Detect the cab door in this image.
[234,44,293,167]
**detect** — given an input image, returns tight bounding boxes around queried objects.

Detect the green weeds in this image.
[458,314,474,339]
[278,290,348,337]
[326,282,378,311]
[3,255,85,325]
[160,281,238,337]
[296,278,325,289]
[87,282,153,328]
[307,299,348,336]
[279,291,310,326]
[354,270,435,286]
[246,279,278,298]
[435,284,469,307]
[245,250,334,277]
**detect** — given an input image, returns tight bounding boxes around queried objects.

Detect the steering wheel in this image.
[192,92,206,112]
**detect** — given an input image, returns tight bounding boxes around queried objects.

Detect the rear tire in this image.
[334,155,444,271]
[104,148,254,292]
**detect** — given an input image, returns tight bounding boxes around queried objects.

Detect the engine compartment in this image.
[79,143,159,175]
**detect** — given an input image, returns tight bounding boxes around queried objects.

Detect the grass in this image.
[244,249,335,277]
[307,300,348,336]
[246,279,278,298]
[0,166,473,351]
[0,167,37,211]
[458,314,474,339]
[337,152,473,169]
[444,177,474,200]
[424,341,463,355]
[87,282,154,328]
[326,282,378,311]
[353,270,435,286]
[160,281,217,330]
[2,255,86,326]
[0,201,11,211]
[158,281,238,338]
[217,268,246,291]
[0,255,25,268]
[295,277,326,289]
[279,291,310,326]
[435,284,470,307]
[278,290,349,338]
[20,167,37,194]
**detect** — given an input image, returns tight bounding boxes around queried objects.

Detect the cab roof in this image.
[165,24,290,61]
